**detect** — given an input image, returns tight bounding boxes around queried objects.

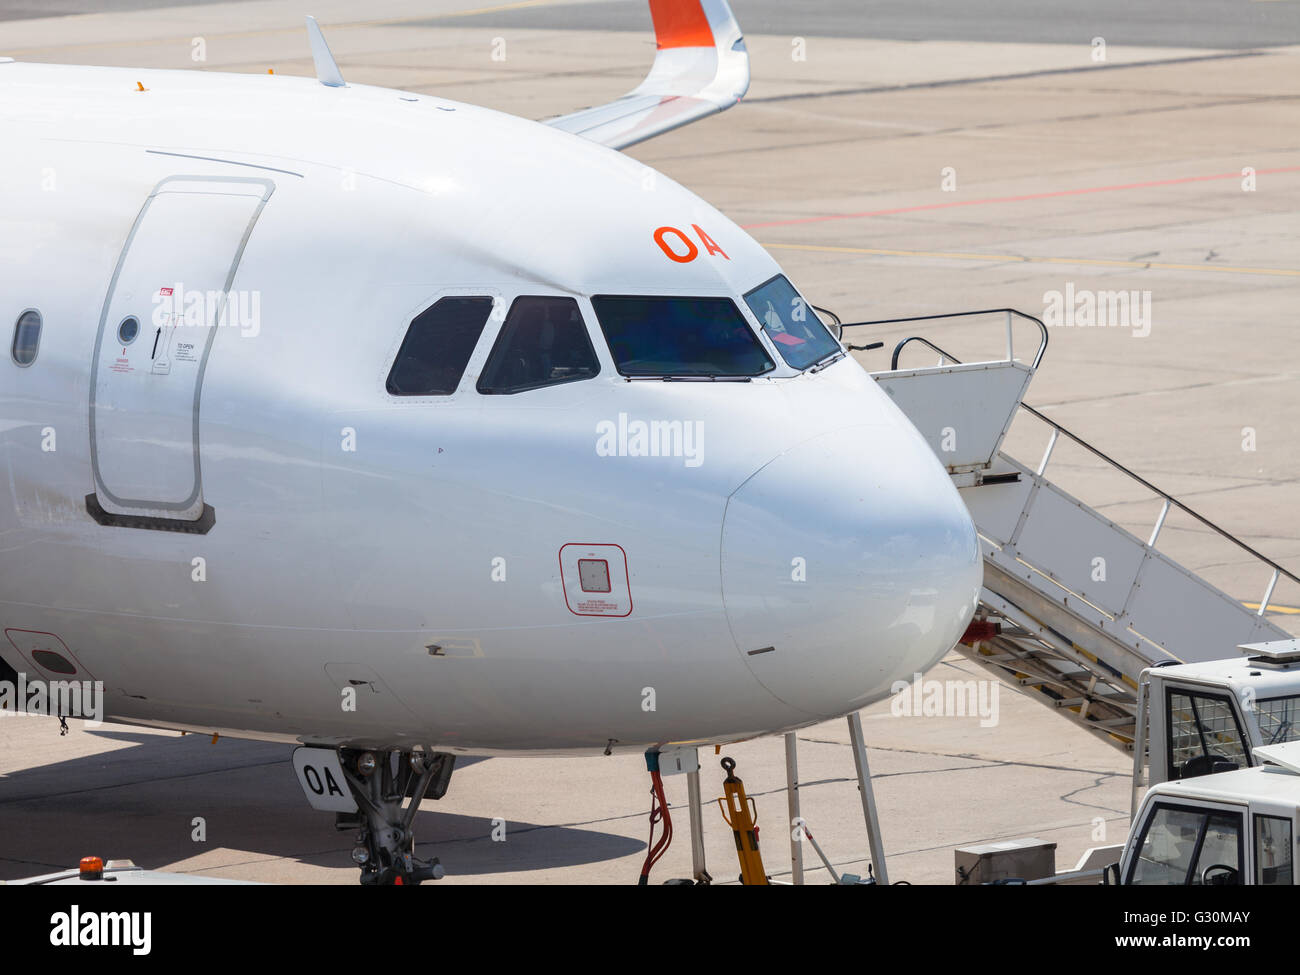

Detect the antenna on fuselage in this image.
[305,16,346,88]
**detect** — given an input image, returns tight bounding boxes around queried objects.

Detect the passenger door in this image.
[89,176,273,529]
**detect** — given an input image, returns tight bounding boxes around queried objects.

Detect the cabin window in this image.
[11,309,41,366]
[477,296,600,394]
[743,275,839,370]
[387,297,493,396]
[591,295,774,378]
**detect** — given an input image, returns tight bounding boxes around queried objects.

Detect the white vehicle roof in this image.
[1148,654,1300,701]
[1148,741,1300,807]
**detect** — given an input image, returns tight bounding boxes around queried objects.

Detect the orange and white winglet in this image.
[544,0,749,150]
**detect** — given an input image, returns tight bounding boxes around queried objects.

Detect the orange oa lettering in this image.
[692,224,729,260]
[654,226,699,263]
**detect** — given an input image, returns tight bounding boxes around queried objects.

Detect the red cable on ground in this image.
[638,769,673,884]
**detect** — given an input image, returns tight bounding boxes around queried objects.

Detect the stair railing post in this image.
[785,732,803,885]
[1258,568,1280,617]
[847,711,888,885]
[1148,499,1171,548]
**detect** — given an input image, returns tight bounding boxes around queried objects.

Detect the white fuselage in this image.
[0,62,982,754]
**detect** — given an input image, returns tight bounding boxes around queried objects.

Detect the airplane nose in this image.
[721,424,982,717]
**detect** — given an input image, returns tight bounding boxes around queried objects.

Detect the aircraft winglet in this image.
[306,15,346,88]
[544,0,749,150]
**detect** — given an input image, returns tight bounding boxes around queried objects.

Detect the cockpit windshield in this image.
[743,275,840,370]
[592,295,775,378]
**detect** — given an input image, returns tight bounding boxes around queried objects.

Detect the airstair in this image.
[863,311,1300,752]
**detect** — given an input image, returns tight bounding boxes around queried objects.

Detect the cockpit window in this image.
[743,275,840,370]
[591,295,774,378]
[387,296,493,396]
[477,296,600,394]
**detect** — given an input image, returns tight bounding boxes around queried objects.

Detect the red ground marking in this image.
[741,166,1300,230]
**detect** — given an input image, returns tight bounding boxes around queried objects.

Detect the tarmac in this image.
[1,0,1298,884]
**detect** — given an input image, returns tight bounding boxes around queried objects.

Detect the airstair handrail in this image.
[844,308,1049,371]
[1017,402,1300,599]
[881,331,1300,611]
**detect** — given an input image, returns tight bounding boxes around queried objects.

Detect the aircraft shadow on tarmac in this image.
[0,727,643,880]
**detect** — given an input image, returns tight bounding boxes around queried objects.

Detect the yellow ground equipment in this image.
[716,756,768,885]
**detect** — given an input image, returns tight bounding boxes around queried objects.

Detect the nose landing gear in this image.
[337,748,455,885]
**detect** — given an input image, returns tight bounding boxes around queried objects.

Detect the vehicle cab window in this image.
[387,297,493,395]
[477,296,599,394]
[1257,695,1300,745]
[1193,811,1243,885]
[742,275,839,370]
[1167,690,1248,780]
[1255,814,1294,885]
[1128,803,1243,885]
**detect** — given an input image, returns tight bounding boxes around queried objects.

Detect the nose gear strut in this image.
[338,748,455,885]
